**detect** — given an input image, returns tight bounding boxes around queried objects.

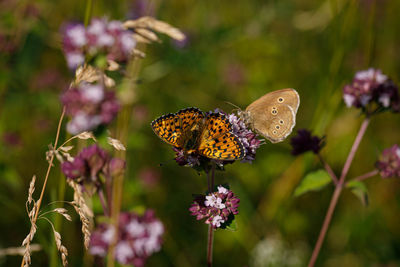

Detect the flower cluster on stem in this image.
[189,185,240,229]
[90,210,164,267]
[63,18,136,69]
[61,82,120,134]
[343,68,400,114]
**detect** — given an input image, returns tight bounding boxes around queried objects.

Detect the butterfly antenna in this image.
[224,101,241,113]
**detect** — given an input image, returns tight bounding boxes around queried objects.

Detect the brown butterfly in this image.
[239,88,300,143]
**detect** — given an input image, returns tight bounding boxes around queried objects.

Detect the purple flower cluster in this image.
[89,210,164,267]
[63,18,136,69]
[290,129,324,156]
[62,145,125,187]
[189,185,240,229]
[376,144,400,178]
[343,68,400,112]
[228,113,262,163]
[61,82,120,134]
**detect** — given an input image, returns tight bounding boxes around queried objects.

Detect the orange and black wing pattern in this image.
[151,107,204,147]
[198,113,245,160]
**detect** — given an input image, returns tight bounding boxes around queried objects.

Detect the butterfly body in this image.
[151,108,245,161]
[240,88,300,143]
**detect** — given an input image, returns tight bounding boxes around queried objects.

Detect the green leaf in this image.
[294,169,332,197]
[225,219,238,232]
[346,180,369,206]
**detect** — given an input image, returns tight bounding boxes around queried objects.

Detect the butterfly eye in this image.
[275,125,280,129]
[278,97,284,103]
[273,130,277,134]
[279,120,284,124]
[271,109,278,115]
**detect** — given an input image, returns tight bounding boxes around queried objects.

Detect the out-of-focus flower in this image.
[62,18,136,69]
[61,82,120,134]
[189,185,240,229]
[343,68,400,113]
[290,129,324,156]
[2,131,22,147]
[138,167,160,188]
[61,144,125,188]
[89,210,164,267]
[127,0,156,19]
[376,144,400,178]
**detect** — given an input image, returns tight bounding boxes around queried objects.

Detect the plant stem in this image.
[206,163,216,267]
[350,169,379,183]
[318,154,338,185]
[98,189,109,217]
[308,117,370,267]
[21,107,66,267]
[84,0,93,27]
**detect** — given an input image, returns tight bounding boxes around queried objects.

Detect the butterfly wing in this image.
[151,107,204,147]
[245,88,299,143]
[198,113,245,160]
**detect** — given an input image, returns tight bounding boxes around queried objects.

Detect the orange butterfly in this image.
[151,108,245,160]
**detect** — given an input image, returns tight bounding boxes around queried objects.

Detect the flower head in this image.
[62,18,136,69]
[376,144,400,178]
[89,210,164,267]
[61,145,125,189]
[61,82,120,134]
[189,185,240,229]
[290,129,324,156]
[343,68,400,113]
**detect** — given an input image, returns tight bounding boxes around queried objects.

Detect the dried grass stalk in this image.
[135,28,161,43]
[107,60,119,71]
[52,229,68,267]
[21,223,37,267]
[75,65,115,87]
[124,16,185,41]
[76,131,97,141]
[59,146,74,152]
[53,208,72,221]
[132,33,151,44]
[67,180,93,249]
[27,176,36,205]
[107,137,126,151]
[0,244,41,257]
[132,48,146,58]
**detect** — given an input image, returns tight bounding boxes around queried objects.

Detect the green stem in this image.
[84,0,94,27]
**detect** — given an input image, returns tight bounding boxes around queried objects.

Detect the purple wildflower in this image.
[61,82,120,134]
[343,68,400,113]
[89,210,164,267]
[376,144,400,178]
[189,185,240,229]
[61,144,125,188]
[62,18,136,69]
[290,129,324,156]
[228,112,262,163]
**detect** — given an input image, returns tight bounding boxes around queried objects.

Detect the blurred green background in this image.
[1,0,400,266]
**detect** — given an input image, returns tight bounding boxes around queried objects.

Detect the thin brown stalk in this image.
[207,163,216,267]
[318,154,338,185]
[21,107,66,267]
[308,117,370,267]
[351,169,378,183]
